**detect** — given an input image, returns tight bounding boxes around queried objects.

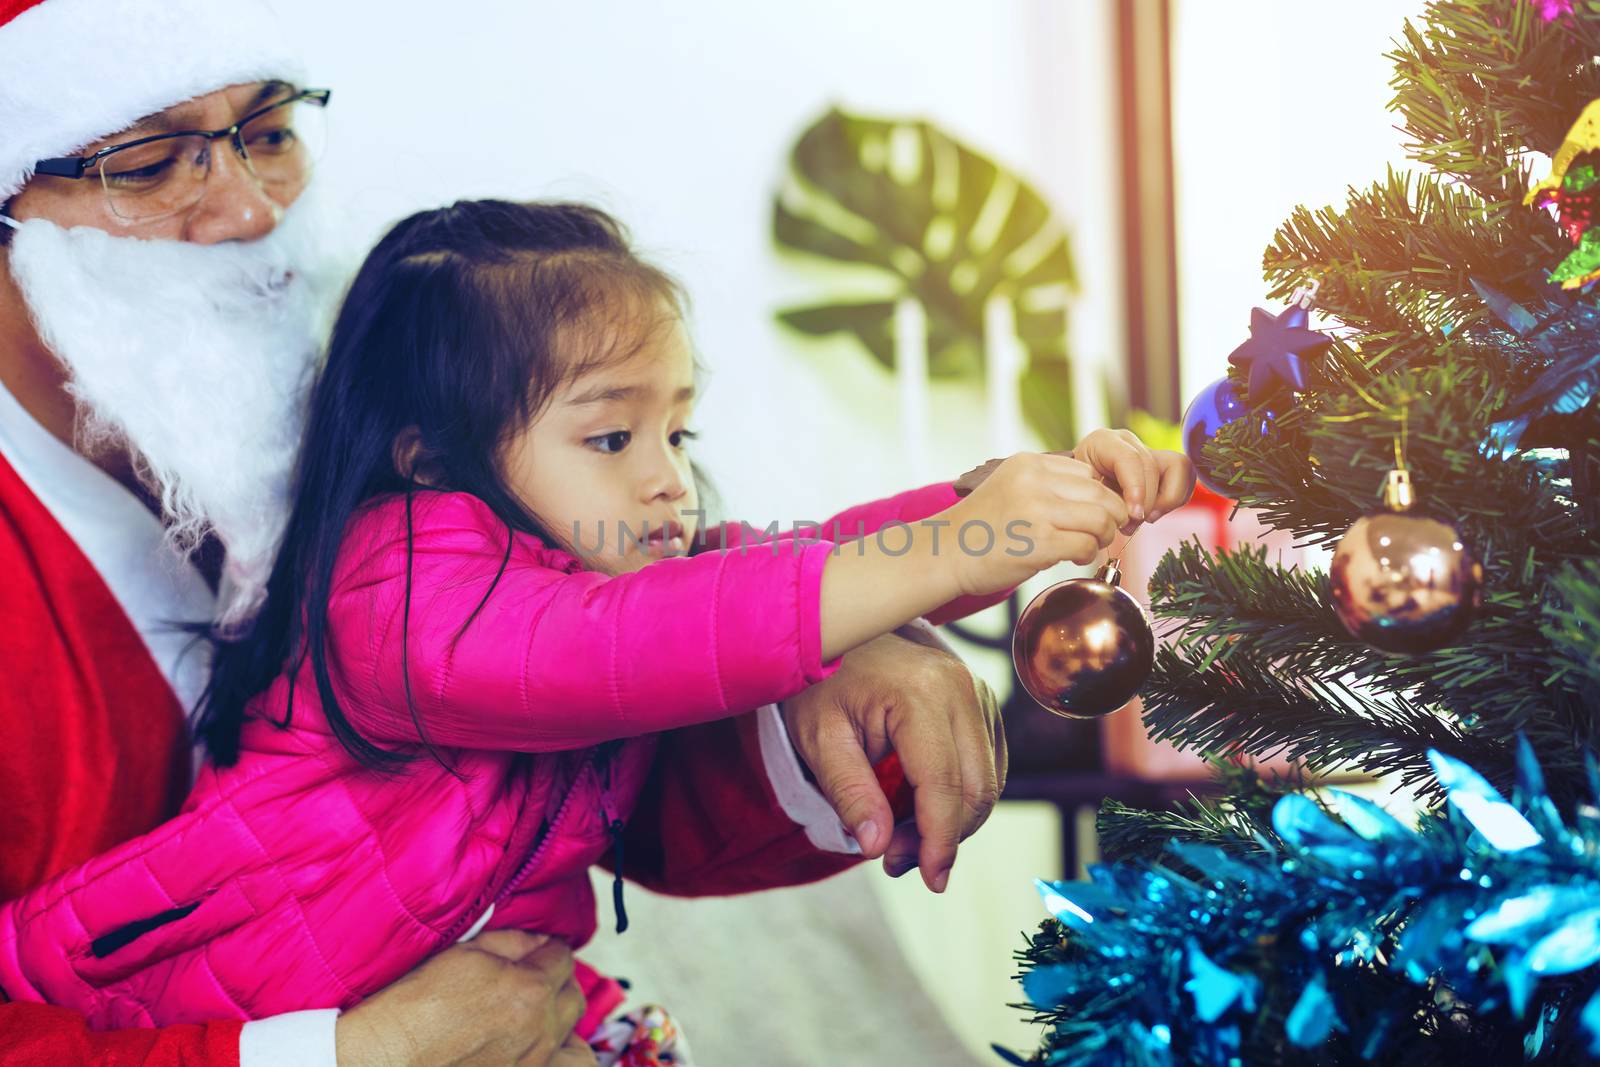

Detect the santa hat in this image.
[0,0,306,201]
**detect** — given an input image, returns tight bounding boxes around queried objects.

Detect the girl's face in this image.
[503,304,701,576]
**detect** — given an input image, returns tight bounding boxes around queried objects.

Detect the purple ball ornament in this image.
[1181,286,1333,497]
[1180,375,1274,496]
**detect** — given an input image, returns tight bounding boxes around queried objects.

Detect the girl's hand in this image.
[1071,428,1196,530]
[940,452,1130,599]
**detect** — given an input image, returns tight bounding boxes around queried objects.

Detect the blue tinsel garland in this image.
[1015,742,1600,1065]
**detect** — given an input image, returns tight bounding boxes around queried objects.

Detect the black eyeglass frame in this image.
[31,88,332,180]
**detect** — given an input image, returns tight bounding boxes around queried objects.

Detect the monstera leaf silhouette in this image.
[774,107,1079,448]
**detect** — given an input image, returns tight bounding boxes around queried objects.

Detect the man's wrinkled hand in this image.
[335,930,589,1066]
[780,629,1007,893]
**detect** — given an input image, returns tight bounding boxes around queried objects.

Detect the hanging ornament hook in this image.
[1382,469,1415,513]
[1098,531,1132,587]
[1383,411,1413,511]
[1289,277,1321,310]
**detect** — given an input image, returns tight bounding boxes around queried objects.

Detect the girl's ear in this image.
[391,426,443,487]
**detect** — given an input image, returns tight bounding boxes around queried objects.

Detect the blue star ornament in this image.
[1226,304,1332,405]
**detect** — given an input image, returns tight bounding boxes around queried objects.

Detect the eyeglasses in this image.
[33,87,331,223]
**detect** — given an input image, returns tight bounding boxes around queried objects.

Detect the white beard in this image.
[4,196,337,627]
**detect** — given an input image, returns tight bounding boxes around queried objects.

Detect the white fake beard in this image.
[5,196,337,627]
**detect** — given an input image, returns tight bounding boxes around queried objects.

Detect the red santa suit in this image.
[0,0,363,1059]
[0,375,253,1064]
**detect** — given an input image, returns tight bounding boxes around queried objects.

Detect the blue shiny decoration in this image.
[1225,303,1331,405]
[1525,1005,1555,1060]
[1323,789,1409,844]
[1428,750,1543,851]
[1527,907,1600,974]
[1582,988,1600,1055]
[1015,742,1600,1065]
[1184,942,1255,1022]
[1179,375,1273,497]
[1285,971,1337,1047]
[1034,877,1095,929]
[1466,885,1600,944]
[1470,279,1600,456]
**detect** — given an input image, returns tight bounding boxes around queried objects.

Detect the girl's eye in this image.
[670,429,700,449]
[588,431,631,454]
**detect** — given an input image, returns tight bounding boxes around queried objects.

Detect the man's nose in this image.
[181,141,281,245]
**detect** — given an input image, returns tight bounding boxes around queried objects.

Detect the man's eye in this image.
[246,127,299,155]
[588,431,630,454]
[103,160,174,187]
[670,429,700,448]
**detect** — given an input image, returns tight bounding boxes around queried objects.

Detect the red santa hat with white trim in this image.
[0,0,306,201]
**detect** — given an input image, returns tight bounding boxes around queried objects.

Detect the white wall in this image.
[286,0,1119,522]
[1172,0,1423,398]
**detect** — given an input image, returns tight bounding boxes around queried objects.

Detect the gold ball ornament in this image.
[1012,561,1155,718]
[1329,471,1483,654]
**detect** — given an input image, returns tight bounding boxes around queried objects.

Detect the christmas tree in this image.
[1011,2,1600,1063]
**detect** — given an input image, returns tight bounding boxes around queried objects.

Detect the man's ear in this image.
[391,426,441,486]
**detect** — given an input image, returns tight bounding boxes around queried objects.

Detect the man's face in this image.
[0,78,331,620]
[6,81,306,245]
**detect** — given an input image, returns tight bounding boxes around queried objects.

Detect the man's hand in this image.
[780,629,1007,894]
[335,931,593,1066]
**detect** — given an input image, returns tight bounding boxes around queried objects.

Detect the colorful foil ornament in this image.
[1532,0,1574,19]
[1472,279,1600,456]
[1527,100,1600,289]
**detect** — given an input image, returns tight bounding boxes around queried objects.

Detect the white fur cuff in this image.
[756,703,862,856]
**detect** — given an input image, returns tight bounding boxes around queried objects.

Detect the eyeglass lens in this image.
[98,95,323,222]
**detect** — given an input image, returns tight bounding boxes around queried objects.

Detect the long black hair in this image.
[195,199,691,769]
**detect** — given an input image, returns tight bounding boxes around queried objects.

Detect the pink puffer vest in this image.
[0,482,970,1031]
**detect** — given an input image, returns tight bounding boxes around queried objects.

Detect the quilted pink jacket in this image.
[0,481,996,1033]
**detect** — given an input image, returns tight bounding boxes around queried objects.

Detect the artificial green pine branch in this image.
[1387,1,1600,198]
[1096,760,1296,864]
[1264,170,1549,335]
[1140,645,1481,794]
[1544,558,1600,695]
[1145,541,1592,794]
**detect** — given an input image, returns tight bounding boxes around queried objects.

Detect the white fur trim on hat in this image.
[0,0,307,200]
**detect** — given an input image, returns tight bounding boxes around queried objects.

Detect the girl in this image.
[0,200,1192,1056]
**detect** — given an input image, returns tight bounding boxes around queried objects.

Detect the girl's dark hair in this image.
[195,199,690,769]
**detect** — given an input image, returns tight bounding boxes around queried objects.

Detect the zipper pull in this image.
[608,818,629,934]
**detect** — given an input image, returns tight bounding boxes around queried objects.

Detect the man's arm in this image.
[0,1002,243,1067]
[613,623,1001,897]
[0,934,594,1067]
[609,707,875,897]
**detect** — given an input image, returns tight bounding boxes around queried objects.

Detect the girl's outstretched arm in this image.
[331,491,850,751]
[333,454,1126,751]
[790,482,1017,625]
